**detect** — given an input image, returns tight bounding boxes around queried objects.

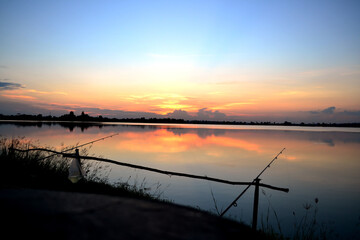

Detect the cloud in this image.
[1,94,36,100]
[0,81,24,90]
[197,108,226,120]
[0,98,166,118]
[342,110,360,116]
[310,106,336,114]
[0,99,54,115]
[1,96,358,123]
[27,89,68,95]
[303,106,360,123]
[166,109,192,119]
[75,107,162,119]
[167,108,228,121]
[322,106,336,114]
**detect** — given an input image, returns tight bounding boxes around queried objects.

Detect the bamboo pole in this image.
[252,178,260,230]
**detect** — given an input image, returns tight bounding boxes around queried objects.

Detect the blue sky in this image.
[2,0,359,66]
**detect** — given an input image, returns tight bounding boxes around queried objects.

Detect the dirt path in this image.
[0,188,266,240]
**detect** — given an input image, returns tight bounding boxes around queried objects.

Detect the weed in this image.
[209,187,223,216]
[0,137,163,200]
[259,189,331,240]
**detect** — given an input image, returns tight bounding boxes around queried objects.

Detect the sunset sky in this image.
[0,0,359,123]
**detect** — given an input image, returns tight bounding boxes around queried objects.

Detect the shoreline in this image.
[1,119,360,133]
[1,113,360,128]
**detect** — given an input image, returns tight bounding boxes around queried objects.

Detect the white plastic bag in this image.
[68,157,85,183]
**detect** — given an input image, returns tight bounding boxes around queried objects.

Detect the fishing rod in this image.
[34,132,120,161]
[220,147,286,217]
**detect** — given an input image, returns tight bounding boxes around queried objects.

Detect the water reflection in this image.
[0,120,106,132]
[3,120,360,145]
[0,122,360,239]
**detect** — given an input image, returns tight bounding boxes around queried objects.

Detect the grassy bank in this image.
[1,137,278,240]
[0,137,159,200]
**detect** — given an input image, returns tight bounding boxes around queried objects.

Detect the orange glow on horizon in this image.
[1,64,359,120]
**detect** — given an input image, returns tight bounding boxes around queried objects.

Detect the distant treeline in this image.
[0,112,359,128]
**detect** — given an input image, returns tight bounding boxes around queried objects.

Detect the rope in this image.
[11,147,289,192]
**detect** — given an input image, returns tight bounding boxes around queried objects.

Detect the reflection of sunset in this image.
[283,156,297,161]
[207,136,262,152]
[116,129,261,153]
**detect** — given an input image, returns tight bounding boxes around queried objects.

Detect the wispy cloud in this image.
[298,66,360,79]
[27,89,68,95]
[1,94,36,100]
[124,93,188,102]
[212,102,256,111]
[0,81,24,90]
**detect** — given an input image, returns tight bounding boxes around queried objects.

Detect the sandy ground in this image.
[0,188,265,240]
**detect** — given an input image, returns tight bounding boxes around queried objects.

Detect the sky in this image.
[0,0,360,123]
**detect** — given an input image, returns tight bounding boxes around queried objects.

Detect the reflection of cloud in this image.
[206,150,223,157]
[118,130,199,153]
[284,156,298,161]
[116,129,261,153]
[311,137,335,147]
[322,139,335,146]
[0,81,24,90]
[208,136,261,152]
[166,128,227,139]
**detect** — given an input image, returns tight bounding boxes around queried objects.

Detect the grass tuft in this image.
[0,137,163,201]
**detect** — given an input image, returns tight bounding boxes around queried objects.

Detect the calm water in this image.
[1,121,359,239]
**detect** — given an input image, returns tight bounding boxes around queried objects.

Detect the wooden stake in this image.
[252,178,260,230]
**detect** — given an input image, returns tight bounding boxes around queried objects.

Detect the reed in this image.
[259,189,330,240]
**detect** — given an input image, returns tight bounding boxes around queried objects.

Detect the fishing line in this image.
[220,148,286,217]
[35,132,120,161]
